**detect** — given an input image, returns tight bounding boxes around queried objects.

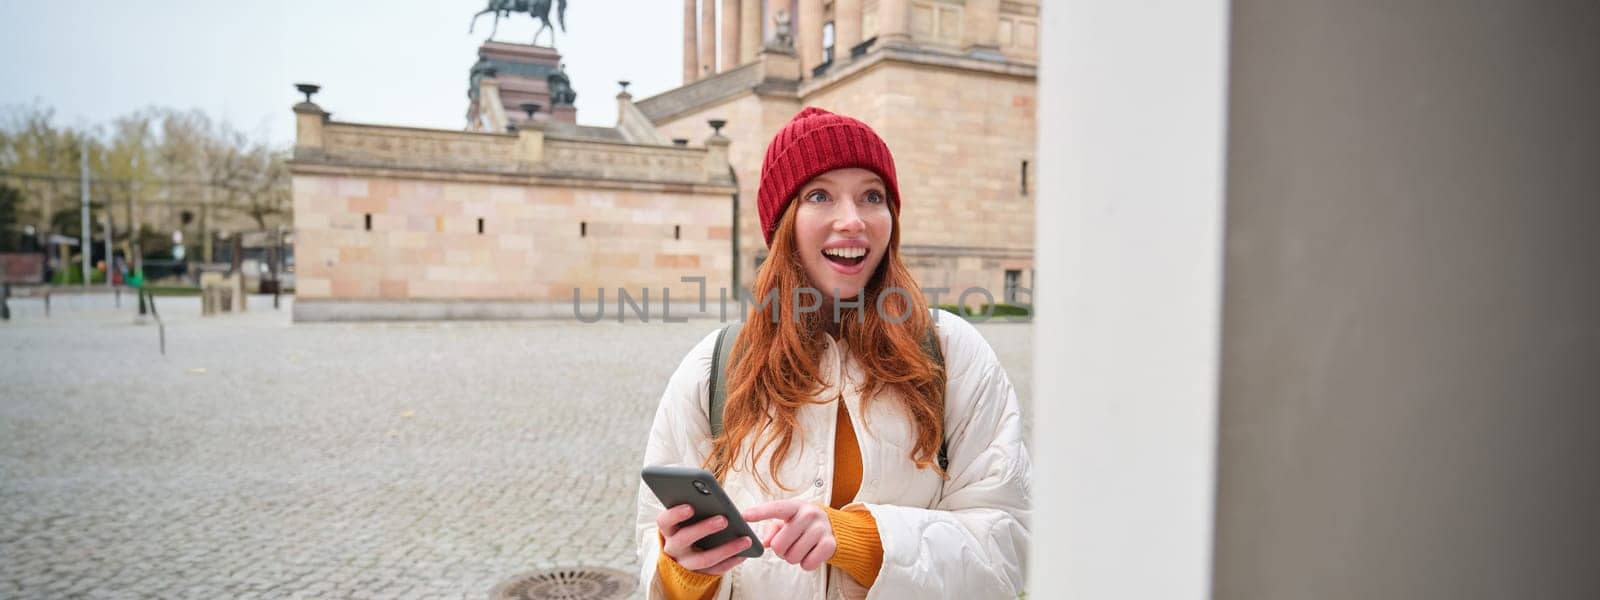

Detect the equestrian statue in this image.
[470,0,569,47]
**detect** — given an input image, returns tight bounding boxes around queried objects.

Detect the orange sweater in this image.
[657,403,884,599]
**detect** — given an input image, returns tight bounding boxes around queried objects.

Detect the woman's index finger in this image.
[741,499,799,523]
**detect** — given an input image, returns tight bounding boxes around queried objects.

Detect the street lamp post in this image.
[80,140,90,291]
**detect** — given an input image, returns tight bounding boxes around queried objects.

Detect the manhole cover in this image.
[490,567,636,600]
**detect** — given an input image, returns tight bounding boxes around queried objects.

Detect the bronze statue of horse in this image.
[469,0,568,47]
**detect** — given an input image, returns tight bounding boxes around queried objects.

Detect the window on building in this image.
[1005,269,1021,304]
[580,221,587,237]
[674,225,681,240]
[1021,160,1030,196]
[823,21,836,64]
[364,214,372,231]
[477,218,485,234]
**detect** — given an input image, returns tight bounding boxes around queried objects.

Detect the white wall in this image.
[1030,0,1230,597]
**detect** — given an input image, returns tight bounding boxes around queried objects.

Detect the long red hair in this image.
[704,200,945,491]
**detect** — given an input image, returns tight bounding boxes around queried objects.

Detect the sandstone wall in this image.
[293,174,730,304]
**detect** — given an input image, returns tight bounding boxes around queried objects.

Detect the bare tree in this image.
[1,104,291,268]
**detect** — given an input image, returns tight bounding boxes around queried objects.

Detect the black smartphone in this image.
[641,465,764,559]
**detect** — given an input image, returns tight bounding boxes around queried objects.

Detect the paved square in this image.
[0,294,1032,599]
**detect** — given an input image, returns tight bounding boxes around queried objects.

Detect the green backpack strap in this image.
[708,321,744,439]
[707,320,948,471]
[921,325,950,471]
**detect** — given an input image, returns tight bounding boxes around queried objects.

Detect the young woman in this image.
[635,107,1031,599]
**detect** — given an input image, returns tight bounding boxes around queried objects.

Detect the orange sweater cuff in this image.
[822,505,884,588]
[656,532,721,600]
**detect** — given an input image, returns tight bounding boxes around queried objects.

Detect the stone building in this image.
[288,45,737,321]
[289,1,1039,321]
[643,0,1040,306]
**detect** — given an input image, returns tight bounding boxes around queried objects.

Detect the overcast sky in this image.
[0,0,691,146]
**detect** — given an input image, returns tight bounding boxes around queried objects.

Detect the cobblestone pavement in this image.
[0,294,1033,599]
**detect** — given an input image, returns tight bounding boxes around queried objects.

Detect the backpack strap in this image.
[919,325,949,471]
[708,320,744,439]
[708,319,949,471]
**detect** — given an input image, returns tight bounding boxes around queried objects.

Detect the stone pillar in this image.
[759,46,801,80]
[292,101,327,160]
[721,0,741,72]
[516,121,545,168]
[740,0,762,63]
[836,0,862,63]
[615,88,634,126]
[480,77,508,132]
[700,0,717,77]
[798,0,823,77]
[963,0,1001,54]
[877,0,909,48]
[684,0,699,83]
[704,124,732,184]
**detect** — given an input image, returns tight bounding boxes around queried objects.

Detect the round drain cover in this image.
[490,567,636,600]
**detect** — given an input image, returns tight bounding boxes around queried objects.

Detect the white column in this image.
[835,0,862,62]
[684,0,699,82]
[700,0,717,77]
[1031,0,1230,598]
[721,0,741,71]
[740,0,762,62]
[798,0,823,76]
[876,0,908,47]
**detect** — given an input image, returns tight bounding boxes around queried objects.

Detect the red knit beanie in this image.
[756,107,901,248]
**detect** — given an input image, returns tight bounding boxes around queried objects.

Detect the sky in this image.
[0,0,692,147]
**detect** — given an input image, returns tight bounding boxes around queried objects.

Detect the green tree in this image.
[0,183,25,251]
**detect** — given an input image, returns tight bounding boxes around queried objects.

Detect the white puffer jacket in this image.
[635,310,1031,599]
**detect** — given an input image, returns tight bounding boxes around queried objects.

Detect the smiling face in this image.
[792,167,895,305]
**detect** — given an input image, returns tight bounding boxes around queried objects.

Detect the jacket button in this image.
[814,478,824,488]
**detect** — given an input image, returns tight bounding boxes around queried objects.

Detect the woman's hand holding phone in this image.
[657,504,754,575]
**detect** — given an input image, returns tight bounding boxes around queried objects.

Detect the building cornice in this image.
[287,160,736,196]
[800,44,1038,98]
[900,243,1034,259]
